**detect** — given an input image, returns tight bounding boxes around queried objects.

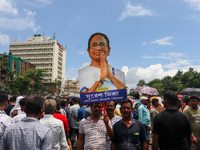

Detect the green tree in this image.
[182,68,200,88]
[8,76,31,95]
[137,79,146,87]
[129,88,136,97]
[7,69,48,95]
[25,69,48,94]
[147,79,164,95]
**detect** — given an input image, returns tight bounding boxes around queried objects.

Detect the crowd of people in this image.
[1,33,200,150]
[0,89,200,150]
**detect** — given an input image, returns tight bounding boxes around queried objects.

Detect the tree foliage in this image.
[7,69,48,95]
[137,79,146,87]
[133,68,200,96]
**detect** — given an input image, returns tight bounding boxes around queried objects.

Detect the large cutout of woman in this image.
[79,33,126,94]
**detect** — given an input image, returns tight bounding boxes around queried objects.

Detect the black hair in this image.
[105,101,117,107]
[19,98,27,107]
[71,97,80,103]
[164,90,178,106]
[0,90,8,106]
[134,92,140,99]
[121,99,133,108]
[25,95,44,116]
[61,100,67,107]
[91,102,103,107]
[190,95,200,101]
[56,98,61,110]
[10,95,17,102]
[88,32,110,49]
[152,98,159,106]
[183,95,190,105]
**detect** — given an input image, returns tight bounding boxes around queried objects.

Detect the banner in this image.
[80,89,127,104]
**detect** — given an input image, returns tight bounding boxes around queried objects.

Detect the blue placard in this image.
[80,89,127,104]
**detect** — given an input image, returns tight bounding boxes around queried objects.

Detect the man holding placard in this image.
[77,102,113,150]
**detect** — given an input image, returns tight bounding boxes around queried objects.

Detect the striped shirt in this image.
[108,115,122,149]
[110,115,122,127]
[79,117,109,150]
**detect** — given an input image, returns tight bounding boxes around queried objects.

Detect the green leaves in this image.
[132,67,200,96]
[7,69,48,95]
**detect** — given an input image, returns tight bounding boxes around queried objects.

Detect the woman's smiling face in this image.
[87,34,110,61]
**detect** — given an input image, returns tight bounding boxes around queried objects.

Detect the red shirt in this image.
[53,112,69,131]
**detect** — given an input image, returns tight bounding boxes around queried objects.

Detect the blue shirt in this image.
[138,104,151,127]
[77,107,87,121]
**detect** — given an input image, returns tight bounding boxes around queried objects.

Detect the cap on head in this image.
[140,96,148,101]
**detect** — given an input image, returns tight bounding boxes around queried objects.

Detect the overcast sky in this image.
[1,0,200,92]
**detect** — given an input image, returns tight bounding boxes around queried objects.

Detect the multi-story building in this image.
[0,53,35,84]
[64,79,79,95]
[9,34,66,93]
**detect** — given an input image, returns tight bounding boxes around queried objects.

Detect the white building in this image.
[9,34,66,93]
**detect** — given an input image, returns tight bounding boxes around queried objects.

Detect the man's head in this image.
[87,33,111,61]
[190,95,199,109]
[120,99,133,118]
[71,97,80,105]
[0,90,9,110]
[152,98,159,108]
[10,95,17,102]
[105,101,116,115]
[44,99,57,114]
[140,96,148,105]
[183,95,191,106]
[26,95,44,117]
[19,98,27,112]
[177,98,184,109]
[163,90,178,108]
[90,102,103,117]
[55,98,61,111]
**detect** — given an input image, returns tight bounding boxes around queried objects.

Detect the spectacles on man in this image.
[90,42,108,49]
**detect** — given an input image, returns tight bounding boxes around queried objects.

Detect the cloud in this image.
[35,0,53,5]
[0,17,40,32]
[122,66,129,75]
[142,52,191,69]
[124,63,200,91]
[0,0,18,15]
[119,1,153,21]
[142,42,147,45]
[142,52,186,60]
[164,59,191,69]
[184,0,200,10]
[24,9,36,16]
[0,9,40,32]
[124,64,178,91]
[0,34,10,45]
[77,50,88,56]
[150,36,174,45]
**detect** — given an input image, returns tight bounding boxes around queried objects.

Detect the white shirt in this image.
[78,65,125,92]
[0,111,13,150]
[13,112,26,123]
[40,114,69,150]
[69,104,80,129]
